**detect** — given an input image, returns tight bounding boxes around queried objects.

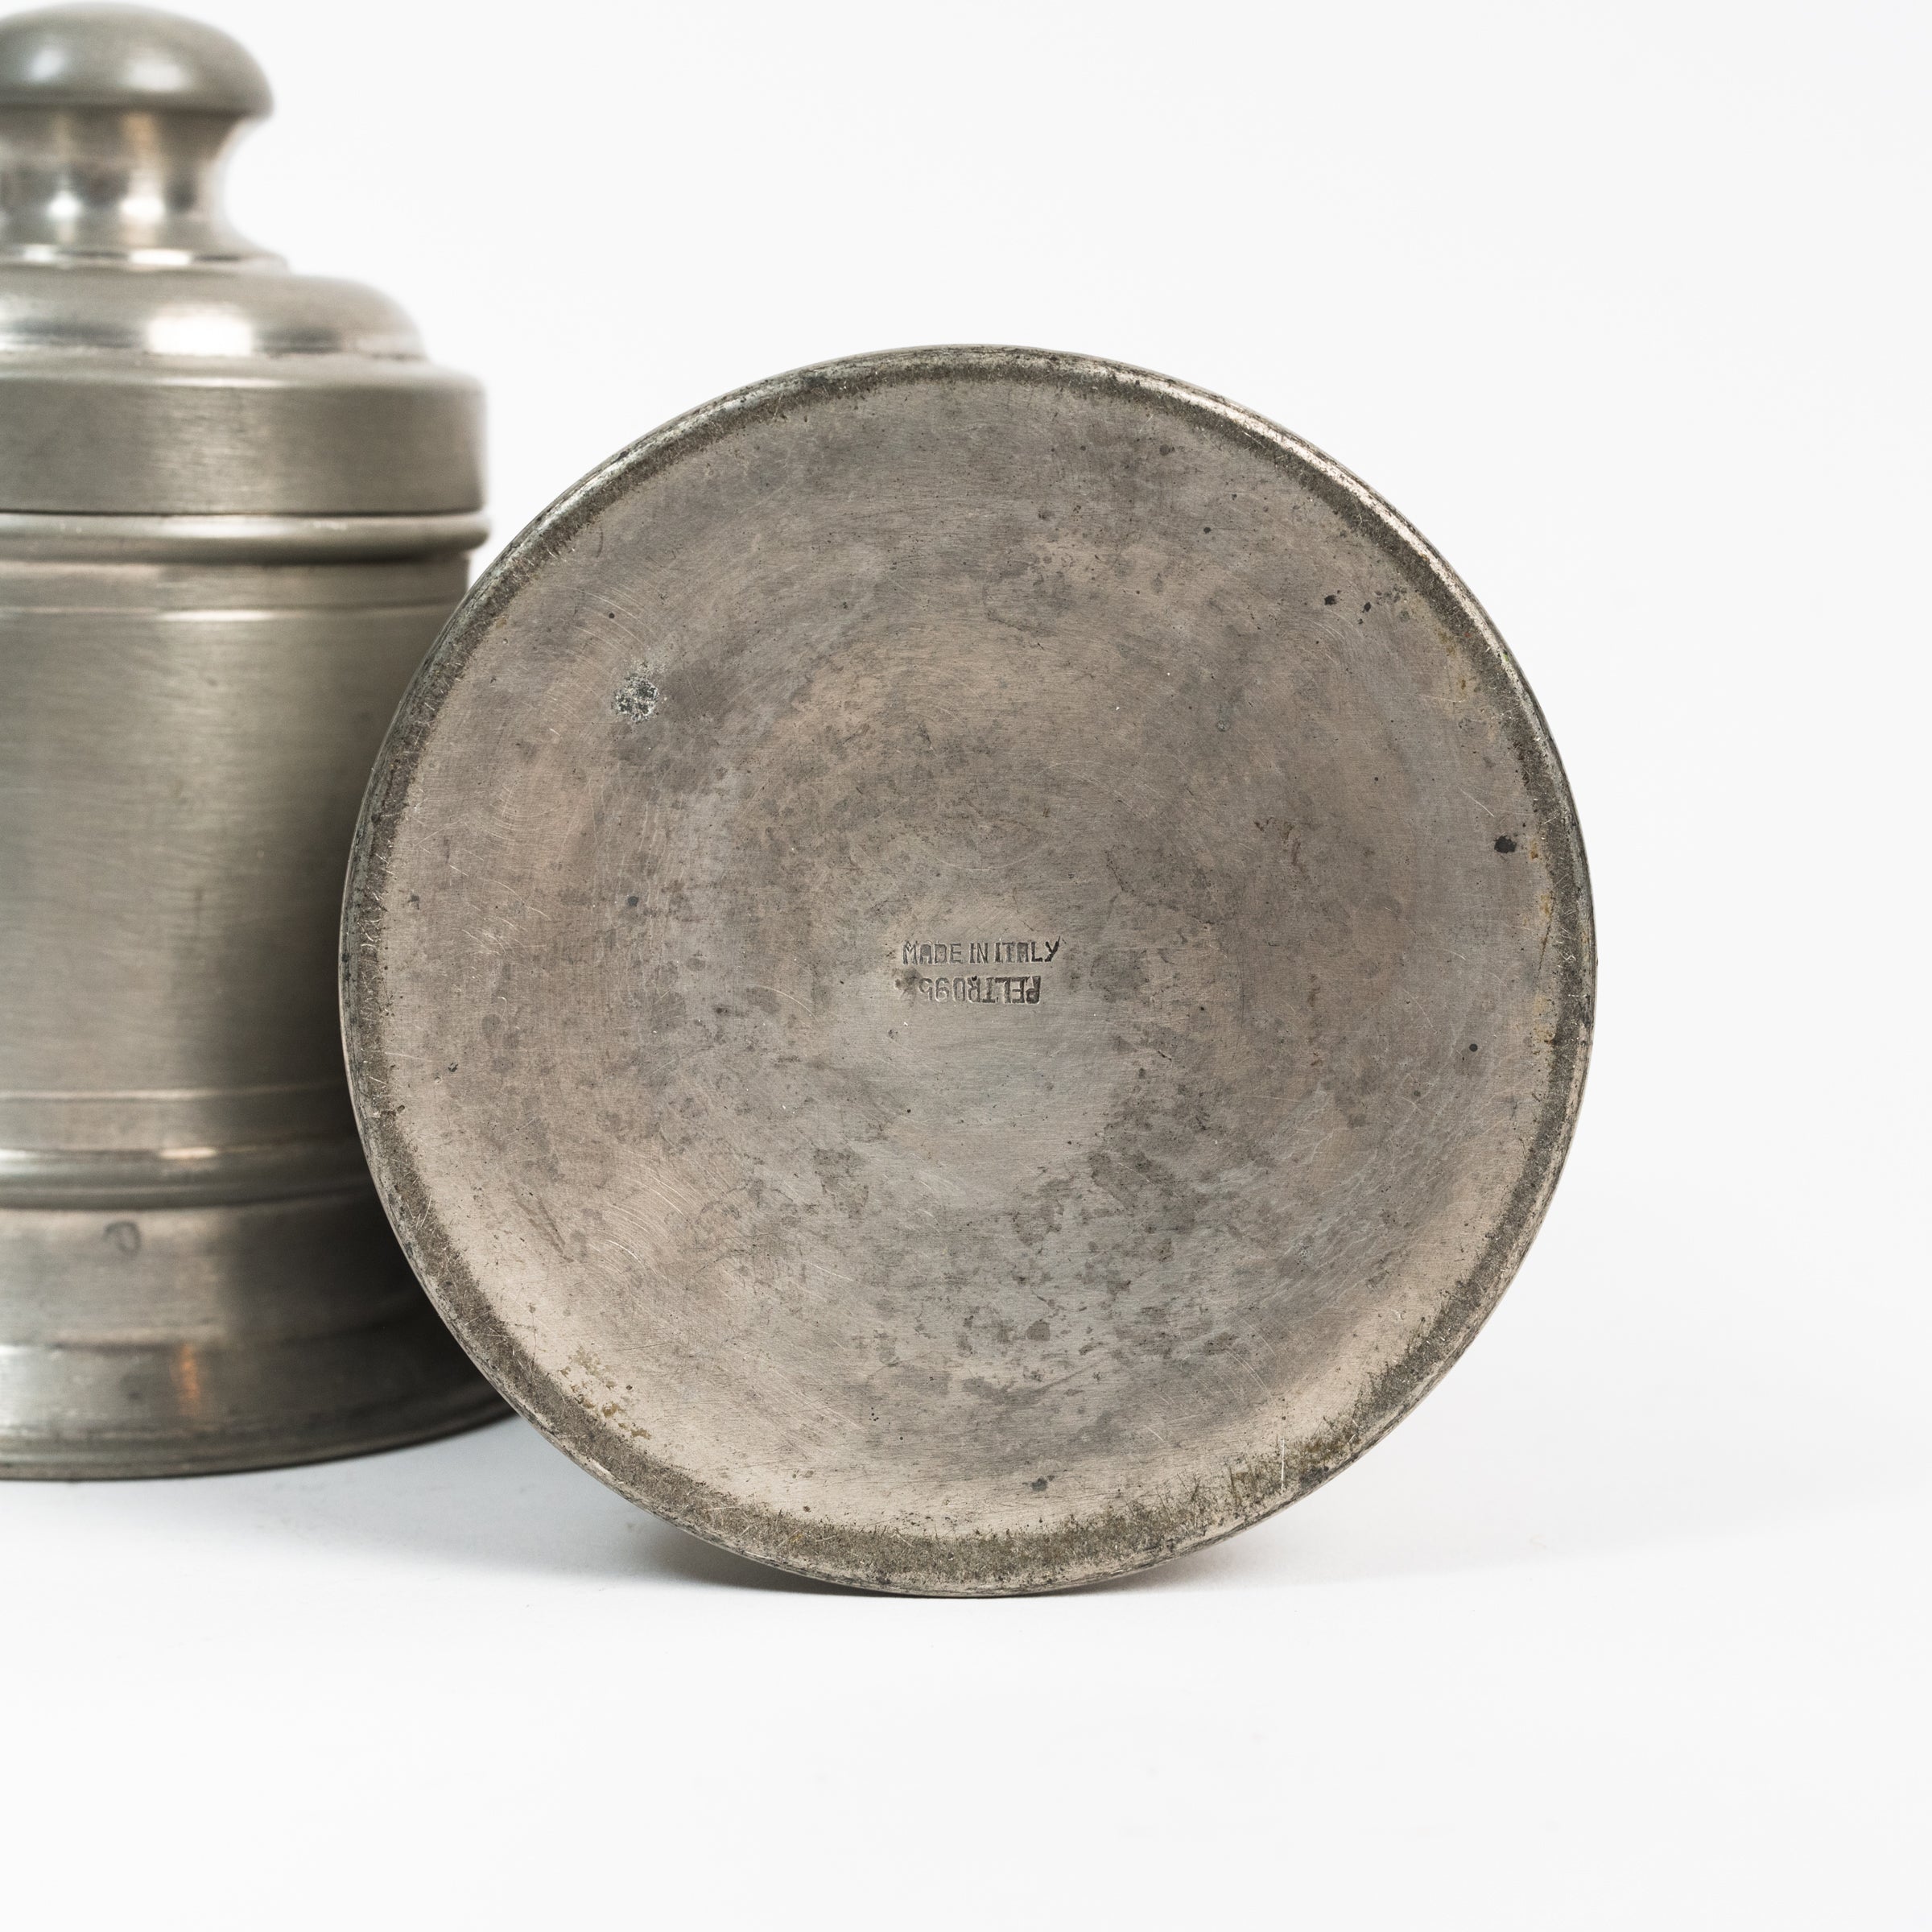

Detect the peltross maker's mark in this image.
[898,936,1060,1006]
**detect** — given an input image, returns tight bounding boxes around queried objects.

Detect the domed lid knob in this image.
[0,5,482,516]
[0,4,274,262]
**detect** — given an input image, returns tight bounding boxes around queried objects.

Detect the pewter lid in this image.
[0,4,481,514]
[345,346,1594,1595]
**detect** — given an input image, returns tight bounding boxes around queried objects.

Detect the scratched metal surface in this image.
[344,346,1593,1593]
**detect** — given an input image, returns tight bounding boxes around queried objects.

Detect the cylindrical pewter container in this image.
[0,5,503,1475]
[344,345,1594,1593]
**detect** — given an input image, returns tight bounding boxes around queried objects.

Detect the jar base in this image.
[0,1190,506,1479]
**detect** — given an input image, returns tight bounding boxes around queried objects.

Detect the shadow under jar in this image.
[0,3,502,1474]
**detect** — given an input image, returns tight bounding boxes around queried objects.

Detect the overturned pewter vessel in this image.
[0,4,502,1474]
[345,346,1596,1592]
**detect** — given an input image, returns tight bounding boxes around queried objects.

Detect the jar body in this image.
[0,521,501,1473]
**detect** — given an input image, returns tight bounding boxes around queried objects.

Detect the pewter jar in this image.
[0,4,501,1473]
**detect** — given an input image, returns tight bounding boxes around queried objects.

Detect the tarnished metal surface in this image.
[345,345,1593,1591]
[0,6,501,1476]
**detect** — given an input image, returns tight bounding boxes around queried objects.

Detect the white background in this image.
[3,2,1927,1926]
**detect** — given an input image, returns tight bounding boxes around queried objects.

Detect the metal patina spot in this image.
[613,669,660,720]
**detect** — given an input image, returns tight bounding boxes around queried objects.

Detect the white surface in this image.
[4,1,1927,1925]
